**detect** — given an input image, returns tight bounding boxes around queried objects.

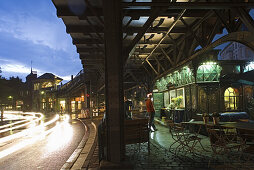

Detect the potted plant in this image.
[202,113,209,124]
[212,112,220,124]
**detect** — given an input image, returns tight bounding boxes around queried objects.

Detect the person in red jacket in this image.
[146,94,157,132]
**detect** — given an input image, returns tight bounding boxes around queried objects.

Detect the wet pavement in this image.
[0,115,87,170]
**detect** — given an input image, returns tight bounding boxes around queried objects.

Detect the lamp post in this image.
[8,96,13,110]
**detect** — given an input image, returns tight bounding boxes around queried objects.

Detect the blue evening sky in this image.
[0,0,82,83]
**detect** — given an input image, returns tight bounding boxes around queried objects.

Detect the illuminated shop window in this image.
[176,88,185,108]
[169,88,185,109]
[49,98,53,108]
[42,82,53,88]
[197,62,222,82]
[244,62,254,72]
[224,87,239,111]
[71,101,75,113]
[169,90,176,104]
[78,101,81,110]
[42,98,46,109]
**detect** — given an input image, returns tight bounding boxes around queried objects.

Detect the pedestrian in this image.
[60,106,63,116]
[124,96,132,120]
[145,94,157,132]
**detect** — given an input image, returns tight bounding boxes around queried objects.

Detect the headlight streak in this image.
[46,115,73,152]
[0,119,32,130]
[0,112,44,134]
[0,117,61,159]
[0,114,58,144]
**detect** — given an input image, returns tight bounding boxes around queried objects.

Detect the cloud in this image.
[0,58,42,75]
[58,75,72,81]
[0,11,74,52]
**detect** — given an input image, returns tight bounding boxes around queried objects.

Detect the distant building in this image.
[220,42,254,61]
[23,70,38,111]
[31,73,63,112]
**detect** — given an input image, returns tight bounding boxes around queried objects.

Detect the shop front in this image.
[153,50,254,122]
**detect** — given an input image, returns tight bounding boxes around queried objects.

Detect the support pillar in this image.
[103,0,124,164]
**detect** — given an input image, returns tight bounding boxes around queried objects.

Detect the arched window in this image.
[197,62,222,82]
[224,87,239,111]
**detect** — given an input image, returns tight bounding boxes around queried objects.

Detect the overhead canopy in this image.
[52,0,254,91]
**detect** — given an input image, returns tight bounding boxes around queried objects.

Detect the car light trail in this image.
[0,112,44,134]
[0,114,57,144]
[0,114,61,159]
[0,119,31,130]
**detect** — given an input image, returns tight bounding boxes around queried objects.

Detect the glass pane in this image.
[164,91,169,108]
[169,90,176,104]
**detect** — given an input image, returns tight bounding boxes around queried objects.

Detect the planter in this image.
[213,117,220,124]
[203,117,209,124]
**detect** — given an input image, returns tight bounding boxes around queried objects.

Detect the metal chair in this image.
[168,121,205,156]
[206,126,246,167]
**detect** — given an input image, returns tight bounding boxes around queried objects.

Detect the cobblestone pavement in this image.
[125,123,254,170]
[87,118,254,170]
[87,143,99,170]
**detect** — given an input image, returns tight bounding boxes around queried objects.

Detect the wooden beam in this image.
[124,7,164,63]
[236,7,254,34]
[56,6,208,17]
[73,38,102,44]
[144,9,186,61]
[145,59,159,75]
[122,2,254,9]
[213,10,233,33]
[77,47,103,53]
[67,25,187,34]
[153,55,166,72]
[181,18,205,47]
[159,46,174,66]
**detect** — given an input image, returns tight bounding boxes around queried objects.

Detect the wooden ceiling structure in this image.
[52,0,254,93]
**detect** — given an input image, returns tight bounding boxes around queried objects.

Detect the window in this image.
[78,101,81,110]
[163,91,169,108]
[34,83,40,90]
[169,90,176,104]
[244,62,254,72]
[224,87,239,111]
[197,62,222,82]
[42,82,53,88]
[49,98,53,109]
[42,98,46,109]
[169,88,185,109]
[176,88,185,108]
[71,101,75,113]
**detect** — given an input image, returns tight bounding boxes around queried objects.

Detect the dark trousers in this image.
[148,111,156,130]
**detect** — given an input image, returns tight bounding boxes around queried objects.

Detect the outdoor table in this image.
[220,122,254,131]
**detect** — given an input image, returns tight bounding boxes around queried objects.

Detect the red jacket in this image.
[146,98,155,112]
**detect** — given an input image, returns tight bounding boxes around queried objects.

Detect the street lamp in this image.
[8,96,13,110]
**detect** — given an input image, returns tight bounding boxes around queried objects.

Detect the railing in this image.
[57,69,86,96]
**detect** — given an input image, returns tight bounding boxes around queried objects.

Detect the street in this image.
[0,112,86,170]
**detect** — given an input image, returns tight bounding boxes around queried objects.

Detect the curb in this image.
[61,119,98,170]
[71,121,97,170]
